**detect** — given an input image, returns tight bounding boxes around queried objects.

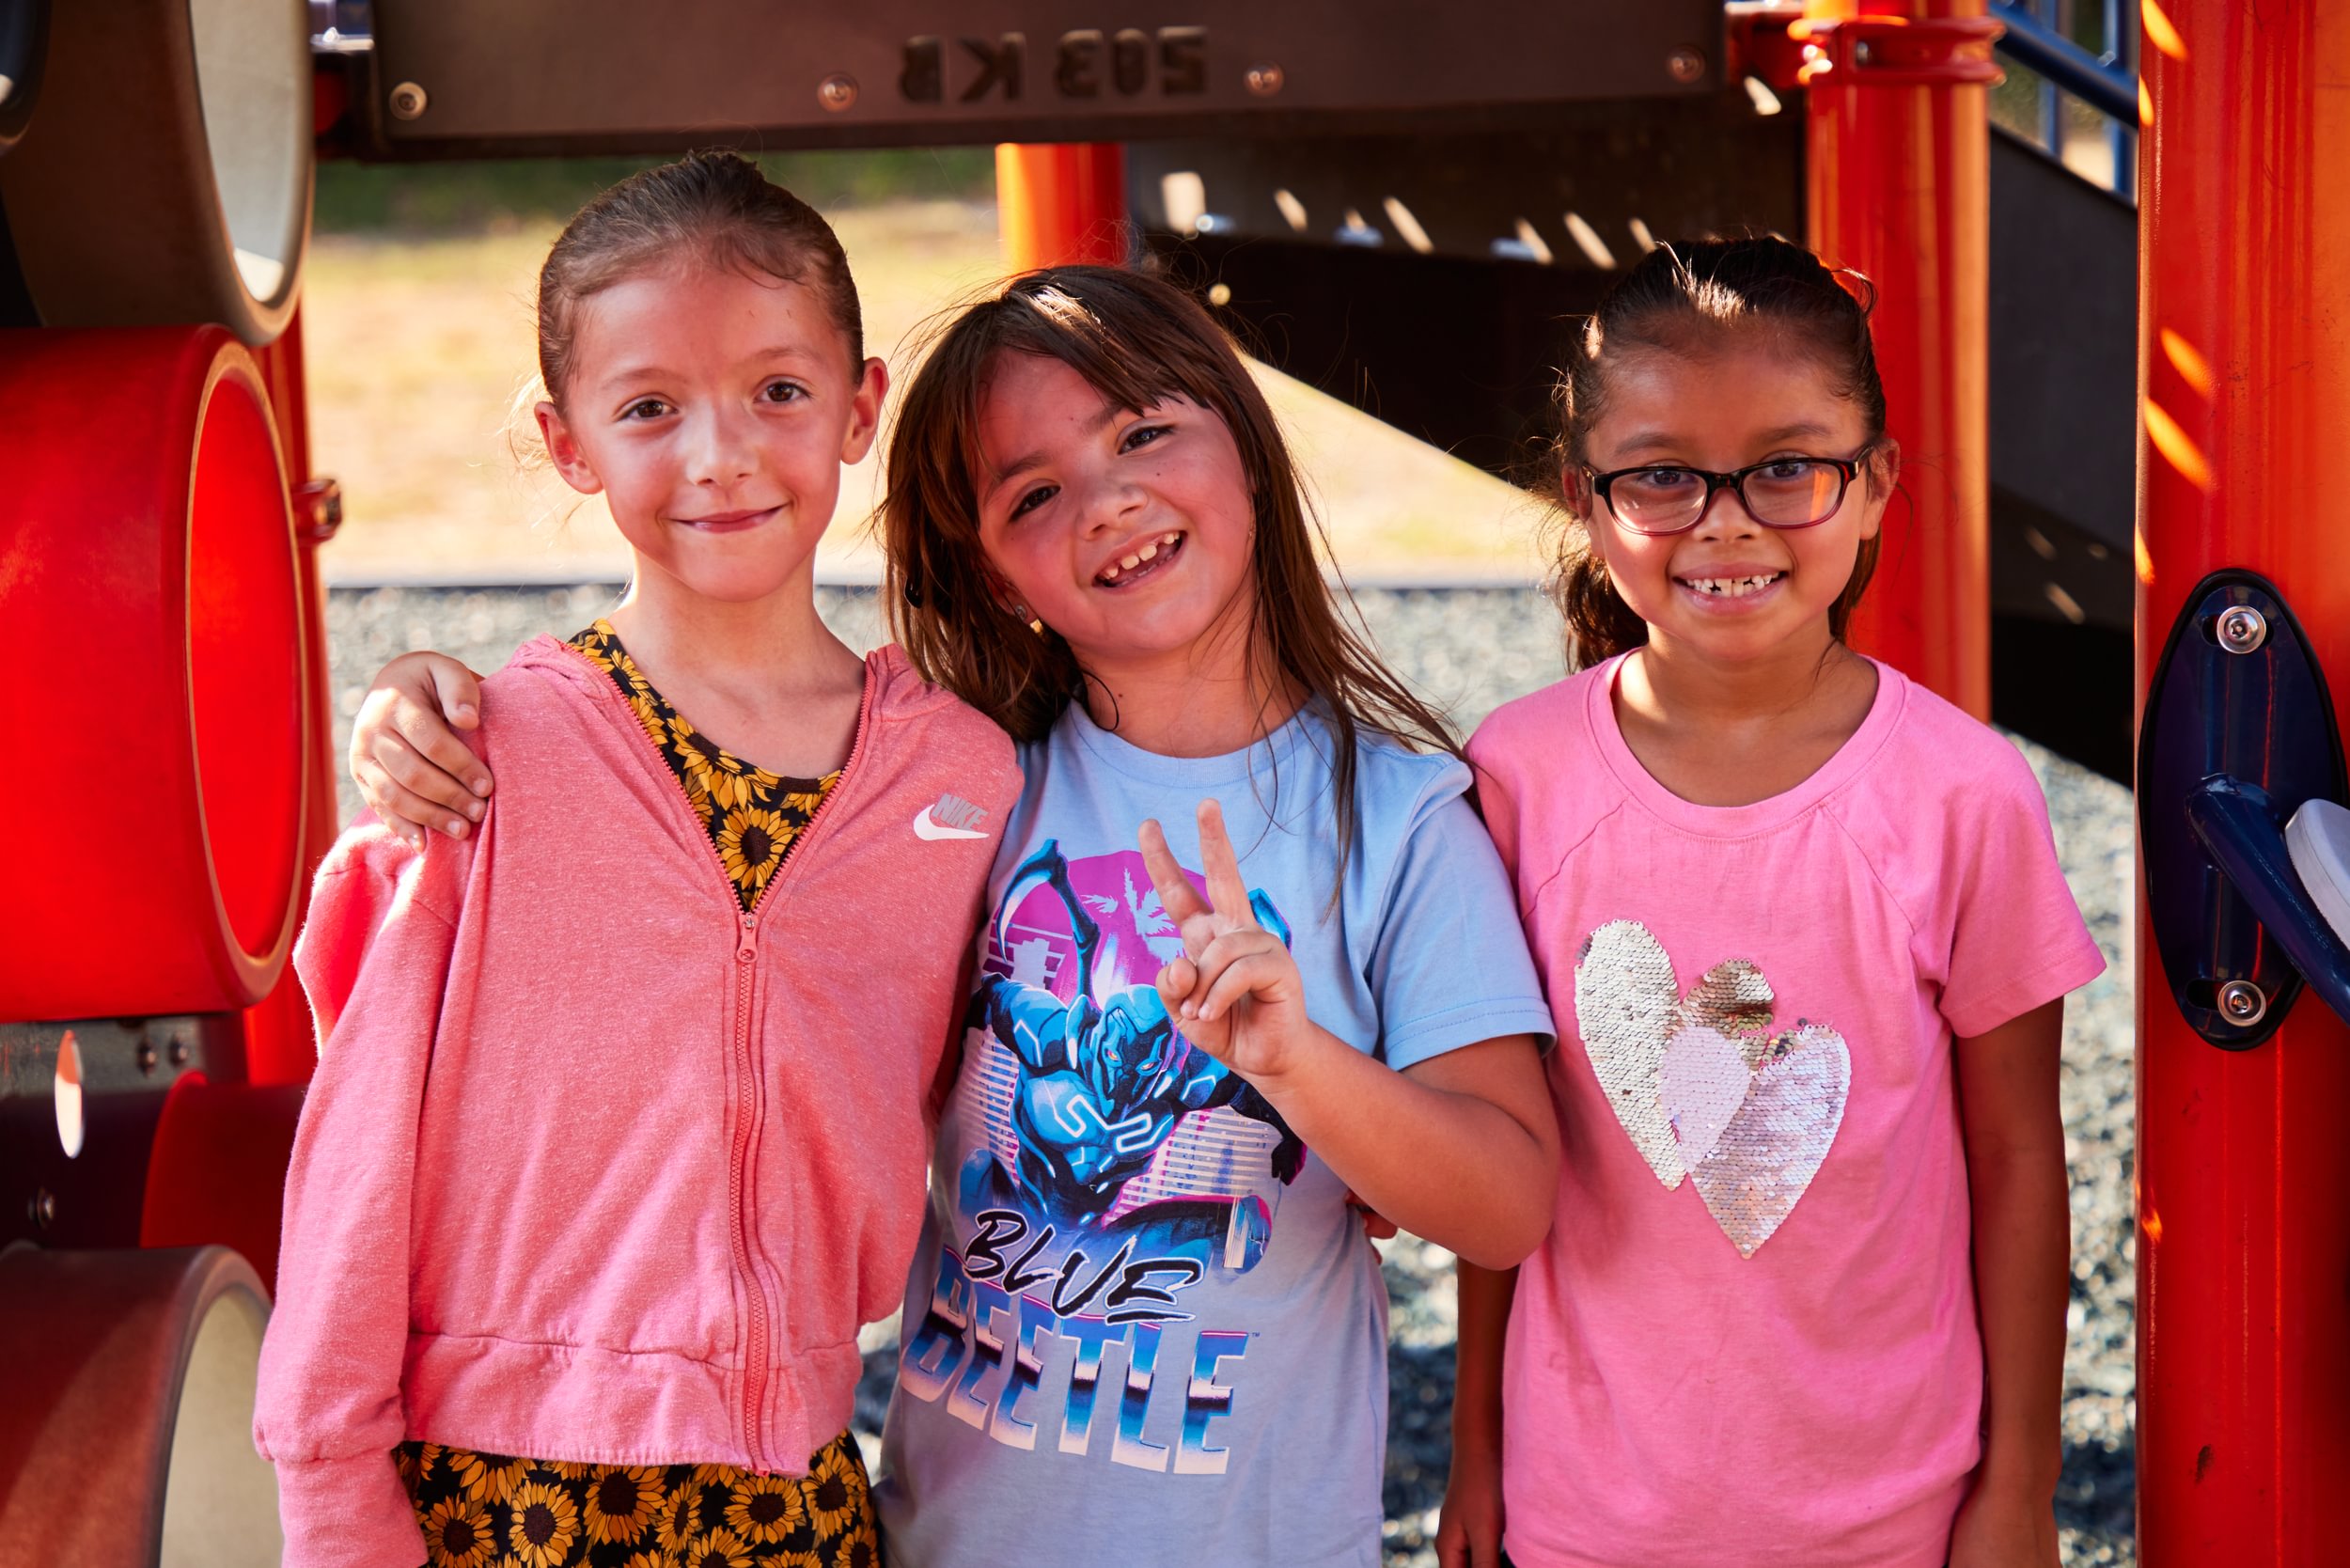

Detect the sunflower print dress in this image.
[569,620,838,911]
[397,1438,879,1568]
[397,624,875,1568]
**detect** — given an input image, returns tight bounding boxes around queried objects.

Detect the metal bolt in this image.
[296,477,344,541]
[817,73,858,113]
[168,1038,191,1068]
[388,81,429,120]
[28,1188,55,1229]
[1667,46,1708,84]
[136,1040,158,1075]
[2217,604,2268,654]
[1853,39,1875,67]
[2217,979,2268,1026]
[1246,63,1285,97]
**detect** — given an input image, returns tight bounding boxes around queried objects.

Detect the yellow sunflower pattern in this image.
[397,1429,878,1567]
[569,621,838,913]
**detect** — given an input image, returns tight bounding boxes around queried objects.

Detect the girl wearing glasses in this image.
[1438,237,2102,1568]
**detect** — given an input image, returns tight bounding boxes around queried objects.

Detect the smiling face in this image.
[1575,332,1893,668]
[536,263,885,605]
[972,351,1258,676]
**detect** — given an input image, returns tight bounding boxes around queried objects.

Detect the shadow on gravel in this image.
[2060,1434,2137,1563]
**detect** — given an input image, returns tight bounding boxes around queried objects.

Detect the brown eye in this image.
[1615,466,1702,503]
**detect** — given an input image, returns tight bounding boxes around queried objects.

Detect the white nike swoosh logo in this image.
[913,806,989,841]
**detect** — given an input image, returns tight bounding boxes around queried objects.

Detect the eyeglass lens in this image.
[1610,461,1846,533]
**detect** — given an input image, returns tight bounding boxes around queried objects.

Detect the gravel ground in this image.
[325,585,2137,1566]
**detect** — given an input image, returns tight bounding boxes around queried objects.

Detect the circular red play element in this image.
[0,325,306,1019]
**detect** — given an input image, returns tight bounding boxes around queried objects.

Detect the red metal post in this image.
[1797,0,2001,719]
[2135,3,2350,1561]
[995,143,1129,274]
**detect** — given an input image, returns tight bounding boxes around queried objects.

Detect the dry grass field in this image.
[302,200,1546,588]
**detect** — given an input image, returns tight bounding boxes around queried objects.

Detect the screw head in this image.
[1667,46,1707,84]
[388,81,429,121]
[29,1188,55,1229]
[2217,979,2268,1025]
[168,1038,191,1068]
[2217,604,2268,654]
[136,1040,158,1074]
[1246,63,1285,97]
[817,73,858,113]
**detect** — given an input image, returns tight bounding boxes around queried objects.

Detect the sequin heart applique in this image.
[1574,918,1850,1256]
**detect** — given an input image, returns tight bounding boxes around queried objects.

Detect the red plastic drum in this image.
[0,326,306,1020]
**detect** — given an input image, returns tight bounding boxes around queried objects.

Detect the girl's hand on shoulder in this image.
[1138,800,1313,1083]
[1435,1444,1506,1568]
[350,652,492,851]
[1948,1477,2060,1568]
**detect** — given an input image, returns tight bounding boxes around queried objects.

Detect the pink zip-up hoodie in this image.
[254,636,1020,1568]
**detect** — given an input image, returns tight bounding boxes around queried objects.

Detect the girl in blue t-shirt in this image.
[351,263,1557,1564]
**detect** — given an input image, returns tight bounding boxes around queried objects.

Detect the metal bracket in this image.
[293,476,343,543]
[2141,570,2350,1048]
[1792,14,2005,87]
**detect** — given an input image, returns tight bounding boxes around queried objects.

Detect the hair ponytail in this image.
[1545,235,1889,668]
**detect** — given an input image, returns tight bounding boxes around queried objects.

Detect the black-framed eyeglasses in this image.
[1583,447,1878,537]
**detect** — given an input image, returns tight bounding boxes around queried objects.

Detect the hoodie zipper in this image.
[557,640,884,1470]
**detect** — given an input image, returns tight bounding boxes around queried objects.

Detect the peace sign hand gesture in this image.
[1137,799,1313,1084]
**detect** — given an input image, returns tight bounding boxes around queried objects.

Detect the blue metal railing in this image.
[1990,0,2138,197]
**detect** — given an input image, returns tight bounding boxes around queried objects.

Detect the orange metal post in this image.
[1798,0,2000,718]
[995,143,1129,273]
[2136,3,2350,1561]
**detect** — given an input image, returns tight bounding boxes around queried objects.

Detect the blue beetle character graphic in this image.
[962,839,1306,1268]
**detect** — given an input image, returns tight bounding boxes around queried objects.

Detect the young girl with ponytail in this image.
[1439,238,2103,1568]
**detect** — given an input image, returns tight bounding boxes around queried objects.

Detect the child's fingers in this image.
[1193,799,1256,925]
[1345,1191,1400,1240]
[354,759,465,848]
[1154,954,1200,1013]
[392,682,494,799]
[1193,943,1284,1023]
[1185,929,1286,1017]
[417,653,487,735]
[354,719,484,827]
[1434,1513,1499,1568]
[1136,817,1209,926]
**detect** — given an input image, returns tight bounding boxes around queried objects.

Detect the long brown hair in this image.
[1548,236,1891,667]
[883,265,1457,849]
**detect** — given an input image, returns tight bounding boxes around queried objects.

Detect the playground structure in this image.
[0,2,2344,1562]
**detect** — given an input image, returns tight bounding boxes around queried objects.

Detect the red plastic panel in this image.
[0,326,306,1020]
[139,1073,306,1295]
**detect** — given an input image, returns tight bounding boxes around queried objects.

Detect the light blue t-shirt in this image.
[875,700,1554,1566]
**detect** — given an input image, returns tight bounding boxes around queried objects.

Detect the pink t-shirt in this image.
[1465,654,2104,1568]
